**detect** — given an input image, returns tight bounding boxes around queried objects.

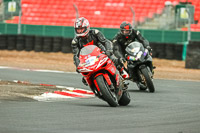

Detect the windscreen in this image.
[125,42,142,55]
[80,45,97,55]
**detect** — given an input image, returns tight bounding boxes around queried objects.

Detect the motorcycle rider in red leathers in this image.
[112,21,154,78]
[71,17,129,86]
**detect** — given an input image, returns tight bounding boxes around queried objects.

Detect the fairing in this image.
[77,45,120,91]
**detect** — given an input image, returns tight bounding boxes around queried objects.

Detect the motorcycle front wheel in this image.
[95,75,118,107]
[140,67,155,93]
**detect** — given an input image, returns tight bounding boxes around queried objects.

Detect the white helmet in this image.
[74,17,90,37]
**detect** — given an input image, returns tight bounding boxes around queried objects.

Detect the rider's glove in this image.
[105,50,113,57]
[146,46,152,53]
[109,54,119,64]
[119,58,126,64]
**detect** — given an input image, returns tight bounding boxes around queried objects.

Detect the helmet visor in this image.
[121,29,132,36]
[75,27,86,34]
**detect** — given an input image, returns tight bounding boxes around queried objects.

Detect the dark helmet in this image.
[120,21,132,36]
[74,17,90,37]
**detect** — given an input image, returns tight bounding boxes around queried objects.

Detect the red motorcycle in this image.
[77,45,130,107]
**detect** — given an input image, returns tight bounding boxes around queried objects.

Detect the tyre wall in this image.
[185,41,200,69]
[0,34,72,53]
[150,42,184,60]
[1,35,198,64]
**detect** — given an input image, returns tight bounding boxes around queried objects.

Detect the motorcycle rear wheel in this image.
[118,90,131,106]
[95,75,118,107]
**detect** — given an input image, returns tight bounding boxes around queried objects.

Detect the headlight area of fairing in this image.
[80,57,108,76]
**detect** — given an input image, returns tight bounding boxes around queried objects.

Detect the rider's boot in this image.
[123,81,129,90]
[119,67,129,79]
[150,62,156,78]
[152,66,156,75]
[152,65,156,78]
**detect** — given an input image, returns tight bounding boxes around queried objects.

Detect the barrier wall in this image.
[0,34,186,60]
[0,23,200,68]
[185,41,200,69]
[0,34,72,53]
[0,23,200,42]
[0,23,74,38]
[150,42,184,60]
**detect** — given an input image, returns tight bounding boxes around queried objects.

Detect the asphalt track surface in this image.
[0,68,200,133]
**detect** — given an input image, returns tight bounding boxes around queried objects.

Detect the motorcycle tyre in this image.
[140,67,155,93]
[118,90,131,106]
[96,75,118,107]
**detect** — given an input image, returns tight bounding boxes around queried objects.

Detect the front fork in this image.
[128,61,154,81]
[92,73,123,100]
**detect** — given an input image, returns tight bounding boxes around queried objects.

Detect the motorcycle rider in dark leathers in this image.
[71,17,129,85]
[112,21,155,79]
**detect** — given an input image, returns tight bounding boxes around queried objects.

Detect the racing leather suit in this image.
[112,29,150,59]
[112,29,154,78]
[71,29,118,68]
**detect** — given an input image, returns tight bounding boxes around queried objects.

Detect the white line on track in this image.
[0,66,77,74]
